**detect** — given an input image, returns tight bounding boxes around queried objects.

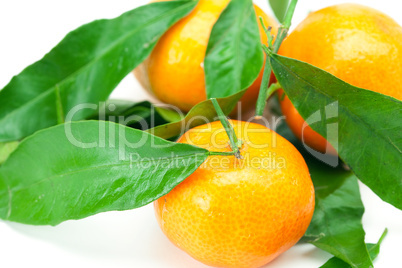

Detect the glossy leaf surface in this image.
[205,0,263,98]
[270,53,402,210]
[148,90,246,139]
[0,1,197,142]
[320,229,387,268]
[276,122,372,268]
[89,100,175,130]
[0,121,208,225]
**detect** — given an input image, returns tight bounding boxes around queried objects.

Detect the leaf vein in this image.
[0,3,194,126]
[271,55,401,154]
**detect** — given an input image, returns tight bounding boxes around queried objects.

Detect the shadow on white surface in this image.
[261,243,331,268]
[2,184,400,268]
[4,203,332,268]
[4,204,208,268]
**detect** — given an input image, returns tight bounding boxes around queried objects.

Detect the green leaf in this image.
[0,142,19,165]
[269,0,290,22]
[204,0,263,98]
[148,89,246,139]
[90,100,173,130]
[270,53,402,210]
[304,160,372,268]
[0,121,208,226]
[276,122,373,268]
[0,0,198,142]
[320,229,388,268]
[155,106,183,123]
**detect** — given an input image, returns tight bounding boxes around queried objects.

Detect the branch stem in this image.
[255,0,298,117]
[255,54,273,117]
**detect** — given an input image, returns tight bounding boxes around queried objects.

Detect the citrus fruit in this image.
[135,0,278,112]
[154,120,315,268]
[277,3,402,153]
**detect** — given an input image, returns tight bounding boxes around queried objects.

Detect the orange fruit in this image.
[278,3,402,153]
[154,120,315,268]
[135,0,278,112]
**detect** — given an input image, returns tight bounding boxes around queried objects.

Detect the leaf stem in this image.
[265,82,281,100]
[255,0,298,117]
[210,98,242,158]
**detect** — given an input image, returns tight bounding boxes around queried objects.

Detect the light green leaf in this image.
[205,0,263,98]
[0,121,208,226]
[269,0,290,22]
[0,1,198,142]
[320,229,388,268]
[148,89,246,139]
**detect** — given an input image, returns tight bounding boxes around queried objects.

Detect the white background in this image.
[0,0,401,267]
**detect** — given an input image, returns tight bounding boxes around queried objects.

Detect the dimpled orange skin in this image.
[135,0,278,112]
[154,120,315,268]
[277,3,402,153]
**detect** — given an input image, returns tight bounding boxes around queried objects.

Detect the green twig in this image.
[255,52,273,117]
[208,151,236,156]
[265,82,281,100]
[255,0,298,117]
[210,98,242,158]
[259,17,274,49]
[272,0,298,52]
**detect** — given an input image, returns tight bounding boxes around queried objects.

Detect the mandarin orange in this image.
[278,4,402,153]
[154,120,315,268]
[135,0,278,112]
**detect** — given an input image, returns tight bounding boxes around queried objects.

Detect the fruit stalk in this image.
[255,0,298,117]
[211,98,242,158]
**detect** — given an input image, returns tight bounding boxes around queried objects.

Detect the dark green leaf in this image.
[276,122,373,268]
[270,53,402,210]
[0,142,19,165]
[320,229,388,268]
[303,161,372,268]
[89,100,174,130]
[205,0,263,98]
[269,0,290,22]
[148,89,246,139]
[94,99,151,119]
[0,121,208,226]
[0,1,198,142]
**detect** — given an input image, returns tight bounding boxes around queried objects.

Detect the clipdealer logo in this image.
[302,101,339,167]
